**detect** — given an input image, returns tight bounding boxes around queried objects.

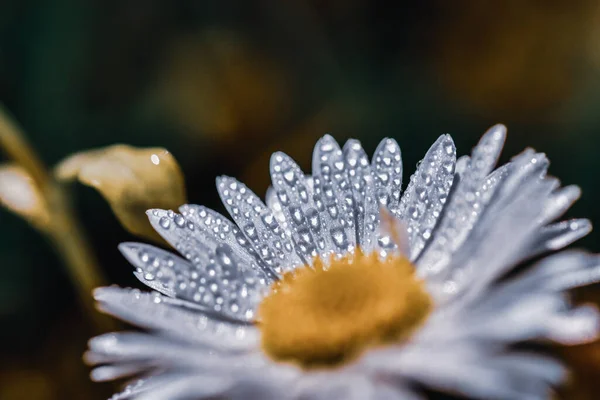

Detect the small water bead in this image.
[152,293,162,304]
[376,187,389,205]
[299,187,309,203]
[344,195,354,207]
[331,227,348,249]
[328,205,339,218]
[443,160,454,174]
[283,168,296,185]
[570,221,580,230]
[216,244,236,267]
[243,223,258,239]
[378,235,394,249]
[262,214,277,229]
[314,198,325,212]
[299,228,311,243]
[408,206,419,219]
[323,184,335,199]
[306,208,321,230]
[444,140,454,155]
[317,239,326,250]
[206,263,217,277]
[202,293,214,305]
[174,214,185,227]
[319,141,335,154]
[277,190,289,206]
[139,251,150,263]
[159,217,170,229]
[378,172,389,184]
[290,206,305,225]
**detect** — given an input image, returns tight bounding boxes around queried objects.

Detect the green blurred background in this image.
[1,0,600,398]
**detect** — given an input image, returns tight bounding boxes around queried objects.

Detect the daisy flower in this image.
[86,125,600,400]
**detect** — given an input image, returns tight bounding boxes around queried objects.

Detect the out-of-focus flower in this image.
[55,145,186,243]
[153,30,290,143]
[431,0,599,118]
[87,125,600,399]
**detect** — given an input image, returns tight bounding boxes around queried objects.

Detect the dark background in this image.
[1,1,600,398]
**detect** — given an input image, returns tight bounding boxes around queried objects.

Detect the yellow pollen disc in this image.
[257,251,433,368]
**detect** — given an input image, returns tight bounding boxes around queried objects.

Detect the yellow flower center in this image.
[257,251,433,368]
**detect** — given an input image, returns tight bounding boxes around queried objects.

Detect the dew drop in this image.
[290,206,305,225]
[159,217,170,229]
[330,227,348,249]
[173,215,185,227]
[283,168,296,185]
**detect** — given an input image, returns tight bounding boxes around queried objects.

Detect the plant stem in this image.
[0,104,113,332]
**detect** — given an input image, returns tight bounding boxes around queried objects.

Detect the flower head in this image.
[87,125,600,399]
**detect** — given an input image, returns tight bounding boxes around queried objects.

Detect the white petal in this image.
[363,346,563,400]
[265,186,290,236]
[394,134,456,260]
[543,304,600,344]
[533,218,592,254]
[372,138,403,209]
[417,126,505,274]
[270,152,332,262]
[216,177,302,274]
[93,286,259,350]
[119,242,264,321]
[132,375,231,400]
[292,372,372,400]
[91,363,151,382]
[428,155,560,300]
[539,185,581,224]
[311,135,358,254]
[148,206,275,282]
[343,139,380,253]
[108,375,174,400]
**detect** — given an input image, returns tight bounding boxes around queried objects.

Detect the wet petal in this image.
[119,241,266,322]
[395,135,456,260]
[311,135,357,254]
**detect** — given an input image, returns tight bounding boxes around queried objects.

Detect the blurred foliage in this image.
[0,163,51,230]
[1,0,600,399]
[56,145,186,242]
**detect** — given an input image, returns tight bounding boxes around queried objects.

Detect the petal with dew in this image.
[394,135,456,260]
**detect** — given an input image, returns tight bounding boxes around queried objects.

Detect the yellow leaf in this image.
[55,145,187,241]
[0,164,51,230]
